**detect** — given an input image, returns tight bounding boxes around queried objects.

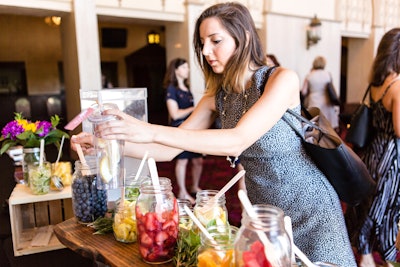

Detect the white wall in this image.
[265,13,342,93]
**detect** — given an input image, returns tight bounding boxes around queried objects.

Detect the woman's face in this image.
[175,62,189,80]
[199,17,236,74]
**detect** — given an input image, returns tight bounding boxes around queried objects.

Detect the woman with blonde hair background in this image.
[301,56,339,131]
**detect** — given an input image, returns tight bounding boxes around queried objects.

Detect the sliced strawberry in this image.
[144,212,161,231]
[140,232,153,248]
[139,246,149,258]
[155,231,168,245]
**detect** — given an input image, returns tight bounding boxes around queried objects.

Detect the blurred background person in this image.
[164,58,203,204]
[301,56,339,131]
[345,28,400,267]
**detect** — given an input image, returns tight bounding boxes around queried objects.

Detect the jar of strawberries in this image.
[135,177,178,264]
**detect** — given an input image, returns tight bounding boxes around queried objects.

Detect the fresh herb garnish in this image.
[173,227,201,267]
[87,216,114,235]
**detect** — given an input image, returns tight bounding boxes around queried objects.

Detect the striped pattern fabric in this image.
[357,94,400,261]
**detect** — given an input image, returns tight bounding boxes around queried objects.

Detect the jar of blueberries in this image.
[71,156,108,224]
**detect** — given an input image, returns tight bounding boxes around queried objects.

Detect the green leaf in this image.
[0,140,17,154]
[51,114,60,128]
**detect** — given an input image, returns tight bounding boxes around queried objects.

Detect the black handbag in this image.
[283,107,376,206]
[326,74,341,106]
[345,85,373,148]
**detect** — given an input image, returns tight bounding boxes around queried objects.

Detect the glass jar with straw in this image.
[135,158,178,264]
[197,225,238,267]
[28,139,51,195]
[113,152,149,243]
[71,146,108,224]
[235,190,292,267]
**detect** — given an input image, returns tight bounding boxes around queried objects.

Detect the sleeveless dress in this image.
[216,66,356,267]
[166,84,202,160]
[355,83,400,261]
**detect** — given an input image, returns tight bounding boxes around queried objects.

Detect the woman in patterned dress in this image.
[346,28,400,267]
[72,3,356,266]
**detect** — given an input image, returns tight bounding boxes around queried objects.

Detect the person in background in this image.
[102,73,113,88]
[266,54,280,67]
[71,3,356,266]
[345,28,400,267]
[301,56,339,131]
[164,58,203,204]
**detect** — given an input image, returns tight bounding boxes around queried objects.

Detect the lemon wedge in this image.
[194,206,227,227]
[99,156,113,183]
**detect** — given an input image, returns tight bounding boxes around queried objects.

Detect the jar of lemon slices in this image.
[193,190,229,228]
[113,178,144,243]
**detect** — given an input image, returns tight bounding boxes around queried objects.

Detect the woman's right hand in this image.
[70,132,95,155]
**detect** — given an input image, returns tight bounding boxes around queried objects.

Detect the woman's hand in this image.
[70,132,95,155]
[95,109,156,143]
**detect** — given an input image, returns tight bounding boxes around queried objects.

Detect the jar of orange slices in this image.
[197,225,238,267]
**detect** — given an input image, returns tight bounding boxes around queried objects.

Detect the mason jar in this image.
[28,161,51,195]
[22,147,44,185]
[113,177,146,243]
[193,190,229,228]
[71,157,108,224]
[173,198,201,267]
[234,204,292,267]
[197,225,238,267]
[135,177,178,264]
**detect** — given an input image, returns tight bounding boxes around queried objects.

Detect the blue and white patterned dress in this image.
[355,84,400,261]
[215,66,356,266]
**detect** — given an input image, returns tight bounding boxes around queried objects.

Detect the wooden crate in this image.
[8,184,73,256]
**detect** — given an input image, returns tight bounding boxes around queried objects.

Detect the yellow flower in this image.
[17,119,37,132]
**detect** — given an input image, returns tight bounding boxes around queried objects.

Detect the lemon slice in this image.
[194,206,227,227]
[100,156,113,183]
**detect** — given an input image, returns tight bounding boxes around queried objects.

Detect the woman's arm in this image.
[300,76,309,97]
[97,68,300,159]
[166,99,194,121]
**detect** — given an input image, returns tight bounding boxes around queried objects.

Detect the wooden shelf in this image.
[8,184,73,256]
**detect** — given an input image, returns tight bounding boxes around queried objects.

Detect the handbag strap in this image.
[361,85,371,103]
[282,108,325,140]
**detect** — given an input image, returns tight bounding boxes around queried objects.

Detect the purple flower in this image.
[1,121,24,140]
[36,121,53,137]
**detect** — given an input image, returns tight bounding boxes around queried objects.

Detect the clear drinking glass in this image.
[28,161,51,195]
[88,103,124,190]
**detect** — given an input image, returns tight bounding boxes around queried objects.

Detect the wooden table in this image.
[54,218,174,267]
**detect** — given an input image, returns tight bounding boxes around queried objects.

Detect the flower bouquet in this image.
[0,113,70,154]
[1,113,70,190]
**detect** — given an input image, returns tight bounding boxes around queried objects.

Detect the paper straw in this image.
[120,168,126,209]
[293,245,318,267]
[284,216,296,264]
[98,92,103,112]
[75,143,90,176]
[183,205,218,245]
[39,139,44,167]
[147,158,162,212]
[238,189,280,266]
[200,170,245,213]
[134,151,148,181]
[55,136,65,164]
